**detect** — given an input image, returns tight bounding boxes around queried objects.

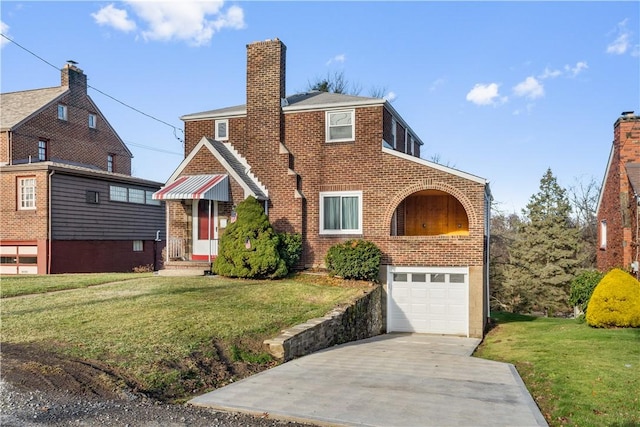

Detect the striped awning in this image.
[152,174,229,201]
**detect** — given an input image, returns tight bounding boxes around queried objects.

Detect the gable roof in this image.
[166,137,268,200]
[625,163,640,195]
[0,87,68,131]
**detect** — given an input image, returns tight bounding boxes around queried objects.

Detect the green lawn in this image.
[1,273,368,399]
[474,312,640,427]
[1,272,153,298]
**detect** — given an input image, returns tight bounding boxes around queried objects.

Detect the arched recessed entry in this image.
[390,189,469,236]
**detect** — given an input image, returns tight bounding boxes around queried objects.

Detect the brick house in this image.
[155,39,491,337]
[0,63,165,274]
[596,111,640,276]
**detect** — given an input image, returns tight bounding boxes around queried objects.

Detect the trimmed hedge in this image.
[325,239,381,282]
[586,268,640,328]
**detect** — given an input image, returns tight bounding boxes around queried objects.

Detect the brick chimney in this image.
[61,61,87,95]
[245,39,286,169]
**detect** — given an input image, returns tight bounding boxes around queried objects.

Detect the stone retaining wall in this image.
[263,284,384,361]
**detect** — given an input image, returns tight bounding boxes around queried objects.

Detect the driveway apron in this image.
[189,334,548,427]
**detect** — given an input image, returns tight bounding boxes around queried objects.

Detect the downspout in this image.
[165,202,170,265]
[485,187,491,318]
[208,199,212,264]
[8,131,13,165]
[47,169,55,274]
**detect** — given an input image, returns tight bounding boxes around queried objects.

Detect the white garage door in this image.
[388,267,469,336]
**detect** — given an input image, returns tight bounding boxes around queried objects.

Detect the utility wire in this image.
[0,33,184,144]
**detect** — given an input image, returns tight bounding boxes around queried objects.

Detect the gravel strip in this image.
[0,381,316,427]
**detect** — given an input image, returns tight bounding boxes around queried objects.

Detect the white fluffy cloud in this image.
[466,83,505,106]
[91,1,245,46]
[0,21,9,48]
[384,91,397,102]
[513,76,544,99]
[91,4,136,32]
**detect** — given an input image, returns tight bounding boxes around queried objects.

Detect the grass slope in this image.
[2,273,368,399]
[475,312,640,427]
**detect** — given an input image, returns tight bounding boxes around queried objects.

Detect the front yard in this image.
[474,312,640,427]
[1,273,369,401]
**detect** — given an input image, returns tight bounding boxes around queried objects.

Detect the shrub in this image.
[277,232,303,271]
[213,196,287,279]
[586,268,640,328]
[569,269,604,313]
[325,239,381,282]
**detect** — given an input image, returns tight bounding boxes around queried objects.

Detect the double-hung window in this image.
[215,119,229,141]
[600,220,607,249]
[326,110,355,142]
[107,154,114,172]
[38,140,47,161]
[19,177,36,210]
[319,191,362,234]
[57,104,68,121]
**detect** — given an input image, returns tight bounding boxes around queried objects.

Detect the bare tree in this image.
[568,175,600,268]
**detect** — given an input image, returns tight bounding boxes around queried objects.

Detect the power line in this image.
[125,140,182,156]
[0,32,184,144]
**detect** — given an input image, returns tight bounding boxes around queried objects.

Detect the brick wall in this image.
[0,168,50,241]
[5,65,131,174]
[597,116,640,271]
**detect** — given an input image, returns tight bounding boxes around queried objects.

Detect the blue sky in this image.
[2,1,639,214]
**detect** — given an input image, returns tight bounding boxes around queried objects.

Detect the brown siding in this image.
[50,173,165,240]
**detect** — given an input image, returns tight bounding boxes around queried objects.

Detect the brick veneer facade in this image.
[597,113,640,273]
[172,39,490,337]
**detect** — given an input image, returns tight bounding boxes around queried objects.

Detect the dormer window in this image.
[326,110,355,142]
[57,104,68,121]
[215,119,229,141]
[88,113,97,128]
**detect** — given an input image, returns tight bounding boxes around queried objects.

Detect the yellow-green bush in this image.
[586,268,640,328]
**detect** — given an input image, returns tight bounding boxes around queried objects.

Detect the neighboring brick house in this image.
[0,63,165,274]
[596,111,640,276]
[155,39,492,337]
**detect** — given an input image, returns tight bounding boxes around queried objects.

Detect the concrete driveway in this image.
[189,334,548,427]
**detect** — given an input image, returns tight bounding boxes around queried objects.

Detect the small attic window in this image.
[57,104,68,121]
[215,119,229,141]
[88,113,97,128]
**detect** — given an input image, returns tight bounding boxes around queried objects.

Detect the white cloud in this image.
[384,91,397,102]
[539,67,562,79]
[326,54,346,66]
[565,61,588,77]
[91,4,136,32]
[0,21,9,48]
[466,83,505,106]
[514,77,544,99]
[91,1,245,46]
[607,19,633,55]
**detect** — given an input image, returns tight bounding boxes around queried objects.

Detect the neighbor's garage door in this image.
[388,267,468,336]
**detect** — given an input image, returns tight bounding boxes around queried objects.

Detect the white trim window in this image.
[88,113,97,129]
[110,185,128,202]
[320,191,363,234]
[326,110,355,142]
[57,104,68,121]
[600,220,607,249]
[215,119,229,141]
[19,177,36,210]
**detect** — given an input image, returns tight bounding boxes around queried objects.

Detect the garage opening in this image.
[390,190,469,236]
[387,266,469,336]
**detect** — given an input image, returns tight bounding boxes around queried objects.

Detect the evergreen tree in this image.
[503,168,580,315]
[489,211,523,312]
[213,196,287,279]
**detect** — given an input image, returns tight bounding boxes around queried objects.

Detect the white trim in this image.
[596,143,614,216]
[391,117,397,149]
[214,119,229,141]
[325,109,355,143]
[600,220,607,249]
[319,190,363,235]
[382,146,488,185]
[57,104,67,121]
[88,113,97,129]
[18,177,36,210]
